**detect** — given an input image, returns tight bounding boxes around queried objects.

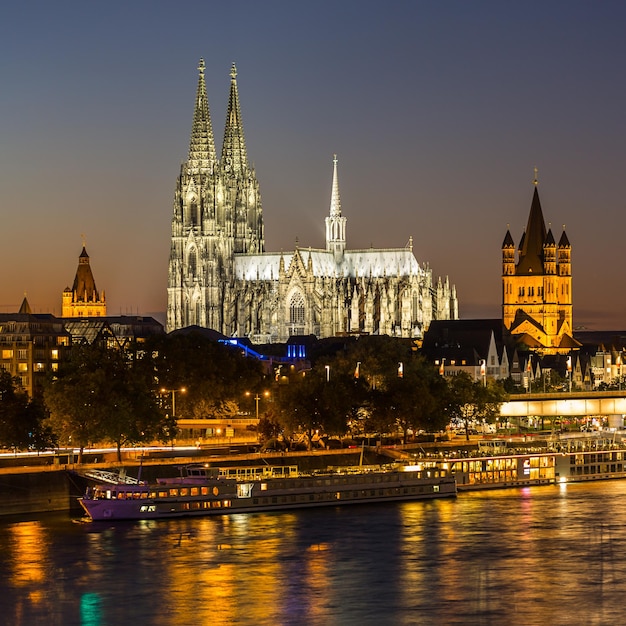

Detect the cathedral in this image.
[166,60,458,342]
[502,176,579,354]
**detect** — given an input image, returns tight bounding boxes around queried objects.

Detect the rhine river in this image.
[1,481,626,626]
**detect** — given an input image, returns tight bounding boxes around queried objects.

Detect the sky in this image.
[2,1,626,329]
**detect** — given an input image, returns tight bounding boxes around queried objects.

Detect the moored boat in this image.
[78,463,457,521]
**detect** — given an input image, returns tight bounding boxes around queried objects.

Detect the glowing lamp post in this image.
[246,390,269,420]
[160,387,186,418]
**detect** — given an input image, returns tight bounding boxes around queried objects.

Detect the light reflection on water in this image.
[1,482,626,625]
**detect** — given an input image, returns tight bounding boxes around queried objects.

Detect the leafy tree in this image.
[445,372,508,440]
[143,331,265,419]
[44,344,173,462]
[277,364,354,448]
[0,371,56,451]
[368,356,449,443]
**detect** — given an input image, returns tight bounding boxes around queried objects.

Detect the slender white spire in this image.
[329,154,341,217]
[325,154,347,257]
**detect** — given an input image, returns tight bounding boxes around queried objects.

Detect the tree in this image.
[445,372,508,440]
[44,344,174,462]
[142,332,265,420]
[277,364,354,448]
[369,356,449,443]
[0,371,56,451]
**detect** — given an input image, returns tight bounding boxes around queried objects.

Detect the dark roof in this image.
[168,325,227,341]
[574,330,626,352]
[71,246,101,301]
[421,319,508,362]
[517,186,546,275]
[502,230,514,248]
[19,297,32,314]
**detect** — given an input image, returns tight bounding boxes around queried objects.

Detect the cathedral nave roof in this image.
[234,247,423,281]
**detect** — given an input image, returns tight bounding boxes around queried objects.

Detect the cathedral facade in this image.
[502,178,578,354]
[167,61,458,343]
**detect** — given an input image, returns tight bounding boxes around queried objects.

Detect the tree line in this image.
[0,333,507,459]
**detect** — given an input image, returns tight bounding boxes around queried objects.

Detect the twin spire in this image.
[187,59,248,175]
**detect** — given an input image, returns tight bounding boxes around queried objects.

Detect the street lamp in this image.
[160,387,186,418]
[246,390,269,420]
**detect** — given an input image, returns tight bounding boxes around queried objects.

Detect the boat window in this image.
[237,483,253,498]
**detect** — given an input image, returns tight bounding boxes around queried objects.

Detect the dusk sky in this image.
[2,1,626,329]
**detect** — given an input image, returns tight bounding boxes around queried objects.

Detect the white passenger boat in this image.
[78,463,457,521]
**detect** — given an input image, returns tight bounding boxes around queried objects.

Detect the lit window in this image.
[2,350,13,359]
[51,349,59,360]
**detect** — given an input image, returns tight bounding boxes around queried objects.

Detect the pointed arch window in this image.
[290,293,305,326]
[188,248,198,277]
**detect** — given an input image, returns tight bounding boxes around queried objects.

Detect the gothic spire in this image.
[325,155,347,255]
[329,154,342,217]
[221,63,248,176]
[187,58,216,170]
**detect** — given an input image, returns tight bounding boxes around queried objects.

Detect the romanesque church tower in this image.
[167,60,263,333]
[502,177,578,354]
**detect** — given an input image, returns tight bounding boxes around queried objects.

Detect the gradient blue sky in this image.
[2,1,626,329]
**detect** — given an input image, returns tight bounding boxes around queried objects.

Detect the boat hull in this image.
[79,469,456,521]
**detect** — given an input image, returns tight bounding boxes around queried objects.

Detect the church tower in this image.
[166,61,264,333]
[502,175,576,354]
[62,245,107,318]
[325,155,347,260]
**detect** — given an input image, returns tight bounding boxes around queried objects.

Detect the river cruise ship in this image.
[78,463,457,521]
[441,437,626,490]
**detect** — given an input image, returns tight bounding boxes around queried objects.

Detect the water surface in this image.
[1,481,624,625]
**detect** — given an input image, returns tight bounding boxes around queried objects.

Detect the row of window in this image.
[1,349,60,360]
[570,452,626,464]
[569,464,626,476]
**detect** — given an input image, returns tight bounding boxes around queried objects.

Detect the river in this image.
[1,480,625,625]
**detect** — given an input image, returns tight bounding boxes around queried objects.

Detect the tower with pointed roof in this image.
[502,177,577,354]
[62,246,107,318]
[167,61,457,340]
[167,60,263,332]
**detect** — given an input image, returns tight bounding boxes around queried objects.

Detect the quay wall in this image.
[0,467,76,517]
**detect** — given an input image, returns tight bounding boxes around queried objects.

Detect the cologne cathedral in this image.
[166,61,458,342]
